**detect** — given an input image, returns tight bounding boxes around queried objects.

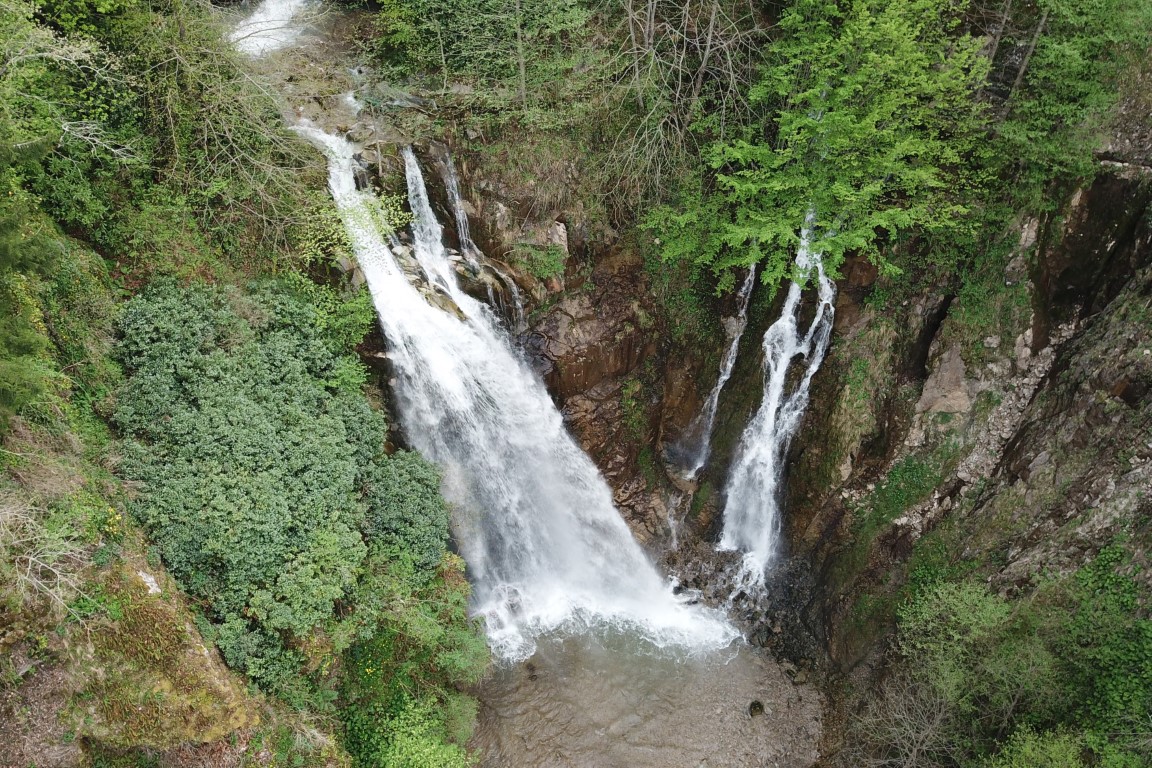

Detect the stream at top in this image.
[230,2,824,762]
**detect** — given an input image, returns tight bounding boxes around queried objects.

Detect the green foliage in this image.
[1052,544,1152,734]
[876,544,1152,765]
[992,0,1152,209]
[41,0,135,36]
[1,0,317,274]
[111,281,458,699]
[641,241,719,346]
[660,0,986,289]
[619,377,647,440]
[867,458,941,524]
[839,457,942,583]
[982,727,1084,768]
[377,0,592,109]
[363,451,451,574]
[897,581,1020,707]
[352,697,472,768]
[341,554,487,768]
[509,243,566,280]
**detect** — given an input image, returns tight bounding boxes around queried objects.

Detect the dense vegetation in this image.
[1,0,487,764]
[360,0,1149,295]
[114,281,488,761]
[840,545,1152,767]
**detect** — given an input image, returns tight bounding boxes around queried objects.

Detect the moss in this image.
[789,315,899,523]
[73,565,258,749]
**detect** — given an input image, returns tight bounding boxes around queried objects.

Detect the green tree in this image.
[723,0,985,277]
[990,0,1152,207]
[654,0,988,289]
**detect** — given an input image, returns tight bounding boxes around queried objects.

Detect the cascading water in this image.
[438,150,482,263]
[229,0,314,56]
[296,125,737,660]
[669,266,758,482]
[719,229,835,589]
[435,149,526,332]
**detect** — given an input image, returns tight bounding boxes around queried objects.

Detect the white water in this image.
[438,150,482,263]
[719,231,835,588]
[436,149,526,331]
[297,125,738,661]
[671,266,758,482]
[230,0,314,56]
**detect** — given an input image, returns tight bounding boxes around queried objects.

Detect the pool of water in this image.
[472,633,822,767]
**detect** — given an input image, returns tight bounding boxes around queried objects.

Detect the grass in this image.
[830,453,948,590]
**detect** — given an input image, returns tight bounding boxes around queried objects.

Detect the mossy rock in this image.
[72,564,258,749]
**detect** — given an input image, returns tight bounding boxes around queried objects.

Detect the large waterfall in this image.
[720,231,835,587]
[297,126,737,660]
[670,266,758,482]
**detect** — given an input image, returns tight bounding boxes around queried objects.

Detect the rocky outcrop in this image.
[781,165,1152,672]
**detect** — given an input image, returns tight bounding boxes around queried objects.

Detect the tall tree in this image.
[711,0,987,283]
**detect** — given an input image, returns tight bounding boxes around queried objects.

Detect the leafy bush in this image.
[341,554,488,767]
[861,544,1152,766]
[112,280,464,696]
[983,727,1084,768]
[509,243,566,280]
[1050,545,1152,735]
[363,451,452,573]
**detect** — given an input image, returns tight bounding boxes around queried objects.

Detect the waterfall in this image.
[719,230,835,588]
[438,150,481,263]
[435,148,526,332]
[229,0,313,56]
[670,266,758,482]
[296,125,738,661]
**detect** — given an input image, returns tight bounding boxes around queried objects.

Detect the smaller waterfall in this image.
[438,150,482,264]
[230,0,313,56]
[719,231,835,588]
[669,266,758,482]
[401,147,457,295]
[436,148,526,332]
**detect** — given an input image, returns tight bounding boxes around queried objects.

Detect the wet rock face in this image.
[1032,173,1152,345]
[781,166,1152,671]
[525,247,679,540]
[534,289,653,401]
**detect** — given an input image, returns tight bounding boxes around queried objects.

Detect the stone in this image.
[915,345,972,414]
[547,220,569,255]
[136,570,162,595]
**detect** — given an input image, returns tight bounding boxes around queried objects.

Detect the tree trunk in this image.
[514,0,527,107]
[985,0,1013,68]
[1001,7,1048,120]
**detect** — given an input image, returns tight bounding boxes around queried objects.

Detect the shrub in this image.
[984,727,1084,768]
[113,280,444,694]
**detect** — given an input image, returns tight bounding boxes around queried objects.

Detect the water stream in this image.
[435,149,526,332]
[668,266,758,482]
[229,0,315,56]
[719,230,836,589]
